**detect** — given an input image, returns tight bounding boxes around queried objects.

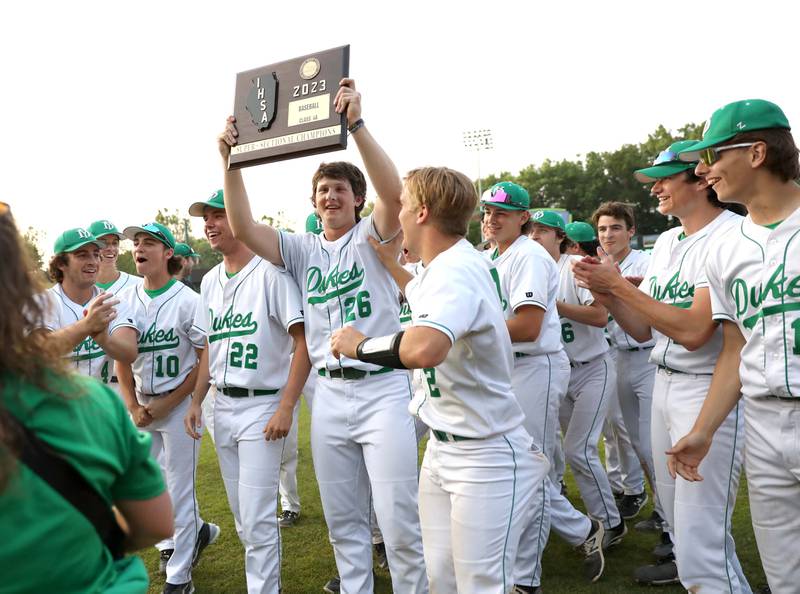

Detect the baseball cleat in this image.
[322,576,340,593]
[162,581,194,594]
[513,585,543,593]
[633,559,680,586]
[602,520,627,550]
[617,491,648,519]
[278,510,300,528]
[577,518,605,582]
[652,531,674,561]
[158,548,174,576]
[634,510,664,532]
[373,541,388,570]
[192,522,221,567]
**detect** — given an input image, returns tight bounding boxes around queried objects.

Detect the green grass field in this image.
[141,401,766,593]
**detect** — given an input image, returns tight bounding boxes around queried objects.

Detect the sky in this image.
[3,0,798,257]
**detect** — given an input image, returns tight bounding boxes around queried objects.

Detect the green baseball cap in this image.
[189,189,225,216]
[530,209,566,231]
[305,213,323,235]
[634,140,699,182]
[566,221,596,242]
[480,181,530,211]
[53,228,105,254]
[173,242,193,257]
[87,220,124,240]
[678,99,791,162]
[123,222,176,249]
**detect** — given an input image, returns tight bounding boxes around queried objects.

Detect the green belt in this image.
[624,346,654,352]
[432,429,475,442]
[514,352,532,359]
[317,366,393,380]
[221,386,279,397]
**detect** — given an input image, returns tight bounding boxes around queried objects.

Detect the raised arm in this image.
[335,79,403,239]
[217,117,283,266]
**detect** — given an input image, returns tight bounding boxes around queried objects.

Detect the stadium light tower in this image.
[463,128,494,198]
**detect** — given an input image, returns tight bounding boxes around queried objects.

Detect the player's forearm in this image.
[164,366,200,405]
[690,322,745,437]
[115,361,139,412]
[280,330,311,412]
[375,256,413,294]
[352,125,403,235]
[610,280,713,349]
[95,328,137,364]
[191,347,211,405]
[49,320,91,355]
[604,295,653,343]
[557,301,607,328]
[223,167,283,265]
[505,306,544,343]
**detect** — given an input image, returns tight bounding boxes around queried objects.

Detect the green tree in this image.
[188,237,222,269]
[21,226,44,271]
[156,209,191,243]
[260,210,295,233]
[479,123,703,235]
[117,250,137,275]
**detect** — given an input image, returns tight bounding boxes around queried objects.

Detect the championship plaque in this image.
[228,45,350,169]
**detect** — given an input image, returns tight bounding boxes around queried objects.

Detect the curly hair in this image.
[0,212,67,491]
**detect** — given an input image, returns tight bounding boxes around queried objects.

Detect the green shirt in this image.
[0,372,165,593]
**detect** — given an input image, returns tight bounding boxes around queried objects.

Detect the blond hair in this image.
[404,167,477,236]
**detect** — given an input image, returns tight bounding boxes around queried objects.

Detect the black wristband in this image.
[348,118,365,134]
[355,331,407,369]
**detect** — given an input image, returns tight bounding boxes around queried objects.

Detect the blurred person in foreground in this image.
[0,202,173,593]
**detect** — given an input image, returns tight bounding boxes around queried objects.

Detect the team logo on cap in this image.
[702,118,711,138]
[736,121,747,130]
[533,211,544,220]
[102,221,114,229]
[76,228,91,239]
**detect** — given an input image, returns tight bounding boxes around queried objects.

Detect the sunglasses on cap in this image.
[698,142,756,166]
[483,186,512,204]
[653,149,680,165]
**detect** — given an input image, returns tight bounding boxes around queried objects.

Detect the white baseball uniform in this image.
[38,284,137,386]
[118,278,205,586]
[279,215,426,594]
[96,272,143,392]
[704,207,800,593]
[484,236,584,589]
[642,209,750,593]
[407,238,548,593]
[557,254,621,530]
[606,249,656,503]
[193,255,304,594]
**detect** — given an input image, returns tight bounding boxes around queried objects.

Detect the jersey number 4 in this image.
[230,341,258,370]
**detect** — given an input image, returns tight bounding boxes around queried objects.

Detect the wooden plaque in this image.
[228,45,350,169]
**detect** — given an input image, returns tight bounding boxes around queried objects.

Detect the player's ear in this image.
[750,141,768,168]
[417,204,429,225]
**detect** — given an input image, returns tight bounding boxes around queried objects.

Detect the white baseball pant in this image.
[511,351,591,588]
[311,371,427,594]
[215,393,284,594]
[560,353,621,529]
[143,395,202,585]
[201,384,216,443]
[651,368,750,593]
[419,424,548,593]
[616,348,664,519]
[602,390,645,495]
[740,395,800,593]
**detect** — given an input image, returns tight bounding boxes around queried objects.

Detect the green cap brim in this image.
[62,238,105,253]
[480,201,528,211]
[189,201,224,216]
[634,162,696,183]
[677,133,737,162]
[123,226,173,249]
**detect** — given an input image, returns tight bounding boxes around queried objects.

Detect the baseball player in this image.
[182,190,310,594]
[38,227,138,385]
[89,219,143,295]
[590,203,663,527]
[566,220,647,515]
[480,184,605,591]
[173,242,200,285]
[573,141,750,592]
[115,221,218,594]
[667,99,800,593]
[330,166,549,593]
[217,79,427,594]
[530,211,627,548]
